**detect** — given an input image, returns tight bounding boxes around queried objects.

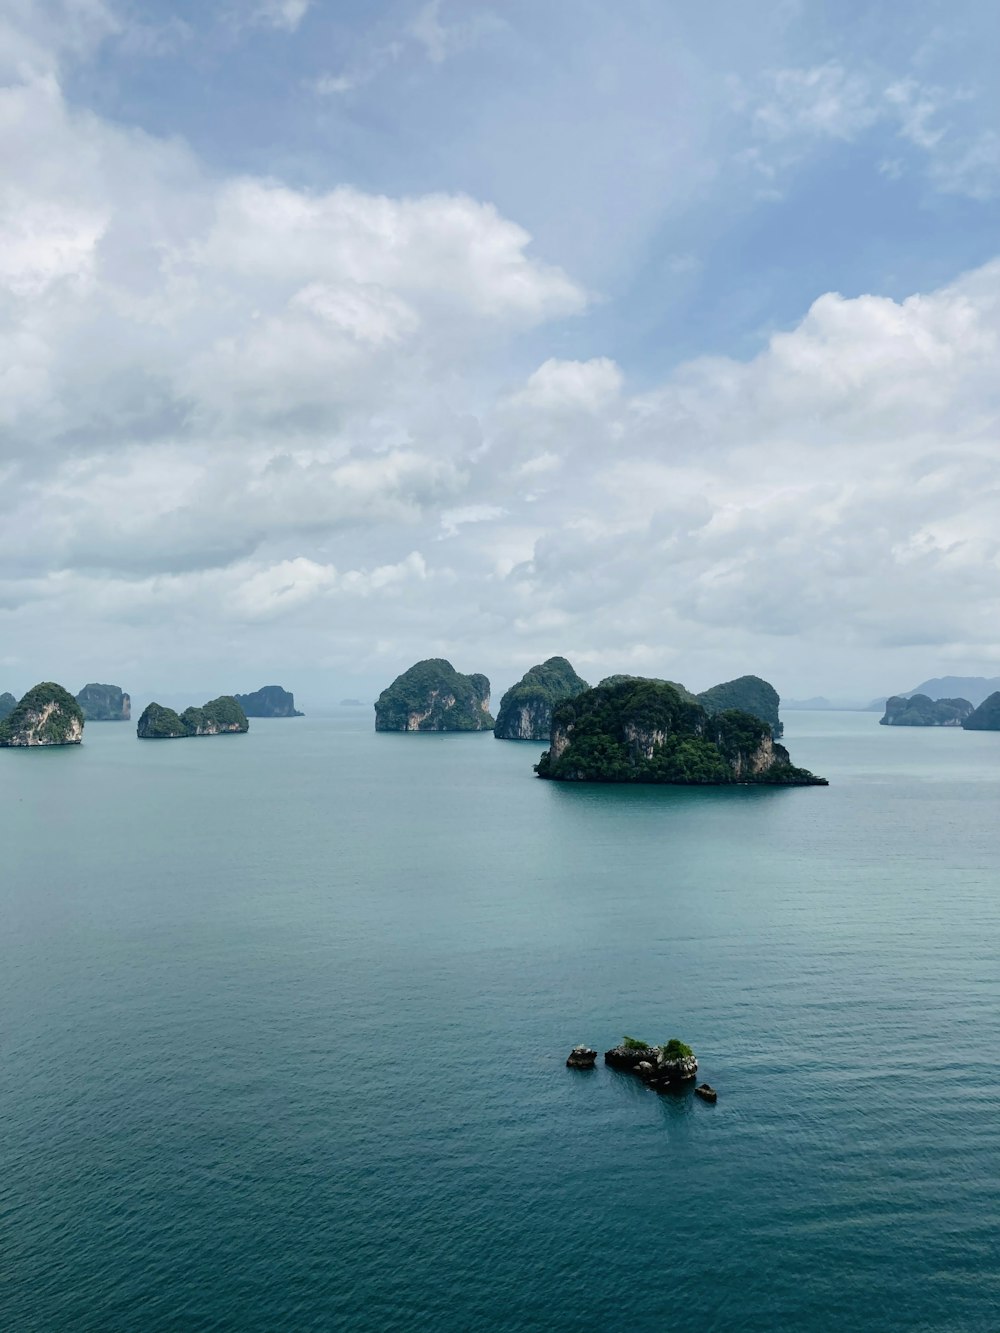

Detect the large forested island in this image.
[233,685,303,717]
[880,694,973,726]
[494,657,589,740]
[76,683,131,721]
[137,696,249,739]
[961,692,1000,731]
[375,659,493,731]
[534,679,826,785]
[0,683,85,747]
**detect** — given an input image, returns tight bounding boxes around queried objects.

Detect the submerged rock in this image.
[0,683,84,747]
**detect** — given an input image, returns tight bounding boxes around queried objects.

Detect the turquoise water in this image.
[2,711,999,1331]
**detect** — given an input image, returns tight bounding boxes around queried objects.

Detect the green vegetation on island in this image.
[961,692,1000,731]
[534,678,825,785]
[233,685,303,717]
[697,674,783,738]
[880,694,973,727]
[137,696,249,739]
[0,682,85,747]
[374,659,494,731]
[494,656,589,741]
[0,692,16,721]
[599,674,697,702]
[76,683,131,721]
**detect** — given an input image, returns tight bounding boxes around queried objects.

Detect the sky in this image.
[3,0,1000,707]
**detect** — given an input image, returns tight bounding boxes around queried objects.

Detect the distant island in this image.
[896,676,1000,709]
[137,696,249,739]
[0,683,85,747]
[696,674,783,738]
[0,692,15,721]
[233,685,302,718]
[494,657,589,741]
[534,678,826,785]
[961,692,1000,731]
[76,683,131,722]
[339,699,366,707]
[375,659,494,731]
[880,695,973,727]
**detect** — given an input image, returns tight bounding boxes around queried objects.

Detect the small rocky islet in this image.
[567,1036,718,1102]
[0,683,85,747]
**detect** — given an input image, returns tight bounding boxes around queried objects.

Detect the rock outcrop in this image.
[0,683,84,747]
[233,685,303,717]
[0,692,16,721]
[76,683,131,721]
[535,678,826,785]
[137,696,249,739]
[374,659,494,731]
[494,657,589,741]
[962,691,1000,731]
[604,1038,699,1092]
[697,674,784,738]
[566,1046,598,1068]
[880,694,973,726]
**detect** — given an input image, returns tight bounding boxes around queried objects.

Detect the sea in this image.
[2,709,999,1332]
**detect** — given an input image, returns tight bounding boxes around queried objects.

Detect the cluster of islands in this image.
[567,1036,717,1102]
[5,658,1000,785]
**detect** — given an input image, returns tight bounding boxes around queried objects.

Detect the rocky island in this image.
[604,1037,699,1091]
[494,656,589,741]
[0,683,85,747]
[961,692,1000,731]
[76,683,131,721]
[233,685,303,717]
[534,678,826,785]
[137,696,249,739]
[374,659,494,731]
[880,694,973,726]
[0,692,15,721]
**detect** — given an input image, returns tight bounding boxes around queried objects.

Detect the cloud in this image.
[247,0,312,33]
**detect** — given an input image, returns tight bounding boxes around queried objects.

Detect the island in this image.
[494,656,589,741]
[374,659,494,731]
[961,692,1000,731]
[339,699,366,707]
[604,1036,699,1091]
[0,682,85,747]
[697,674,784,738]
[0,692,15,721]
[137,696,249,739]
[233,685,303,717]
[534,678,826,785]
[76,683,131,721]
[880,694,973,726]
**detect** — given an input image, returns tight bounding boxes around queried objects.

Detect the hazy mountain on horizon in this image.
[900,677,1000,707]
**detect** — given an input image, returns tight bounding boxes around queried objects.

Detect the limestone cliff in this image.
[0,683,85,747]
[137,696,249,739]
[535,678,825,785]
[233,685,303,717]
[76,683,131,721]
[494,657,589,741]
[881,694,973,727]
[375,659,494,731]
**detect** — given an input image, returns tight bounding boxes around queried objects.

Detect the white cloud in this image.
[247,0,312,33]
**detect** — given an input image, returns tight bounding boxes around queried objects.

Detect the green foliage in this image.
[0,682,84,746]
[881,693,973,727]
[0,691,17,721]
[375,659,493,731]
[138,696,248,739]
[622,1036,650,1051]
[494,657,590,740]
[962,691,1000,731]
[599,674,697,702]
[137,702,187,738]
[534,678,827,786]
[697,675,783,737]
[660,1038,693,1060]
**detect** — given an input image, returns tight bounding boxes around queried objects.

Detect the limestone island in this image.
[535,678,826,785]
[77,683,131,721]
[880,694,973,727]
[233,685,303,717]
[374,659,494,731]
[137,696,249,739]
[0,683,85,747]
[0,692,16,721]
[962,692,1000,731]
[494,656,589,741]
[697,674,784,738]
